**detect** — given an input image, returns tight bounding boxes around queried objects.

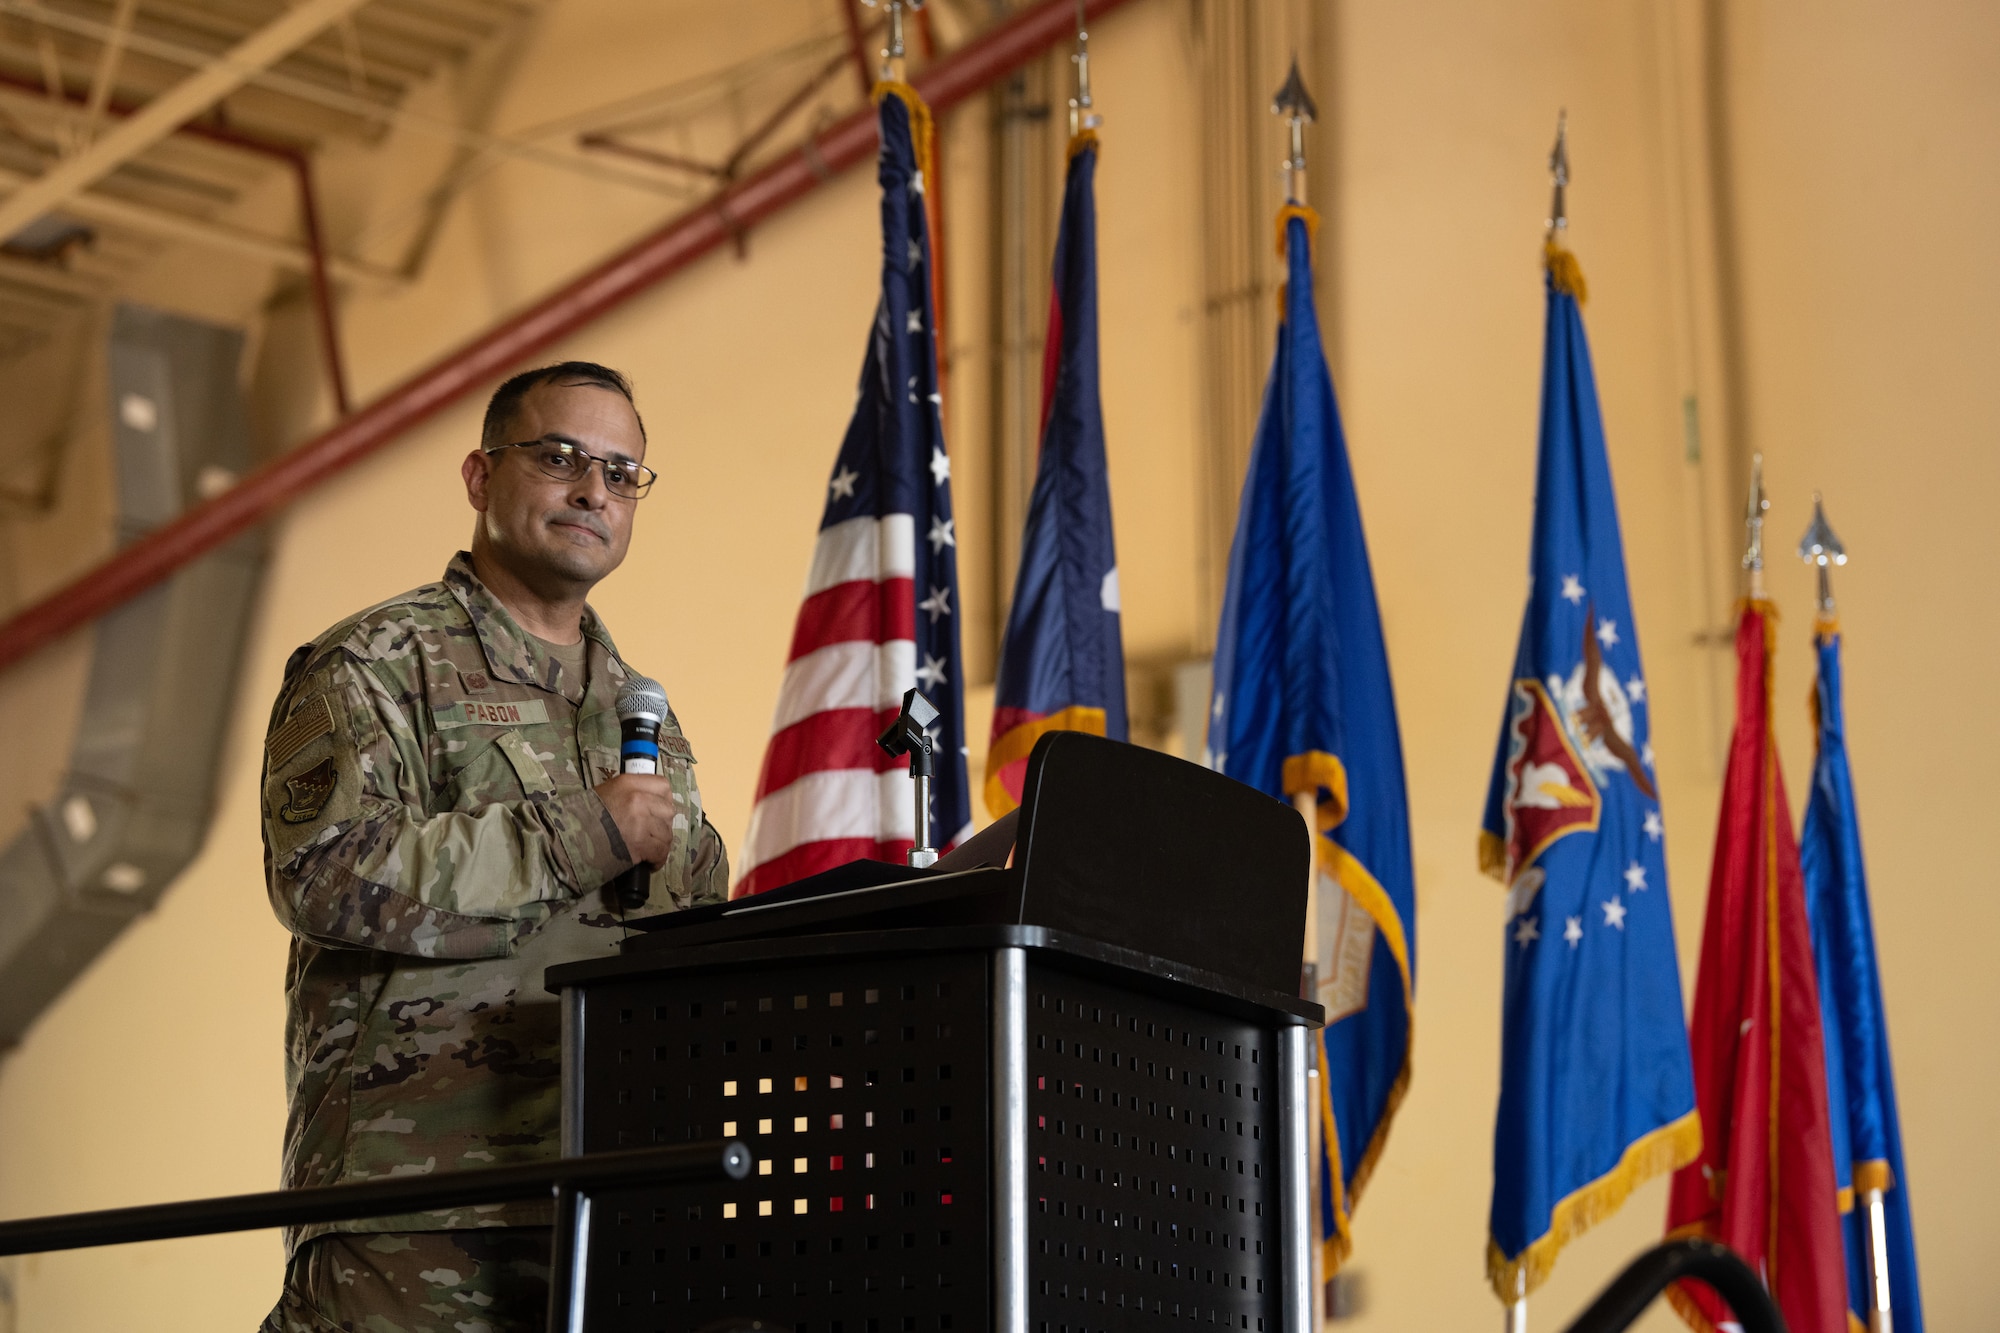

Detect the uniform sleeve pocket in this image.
[265,712,363,868]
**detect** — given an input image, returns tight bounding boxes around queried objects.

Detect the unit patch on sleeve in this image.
[279,756,339,824]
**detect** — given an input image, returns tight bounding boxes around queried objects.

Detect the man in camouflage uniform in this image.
[259,362,728,1332]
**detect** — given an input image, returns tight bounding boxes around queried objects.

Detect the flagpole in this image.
[862,0,920,82]
[1797,498,1890,1333]
[1273,59,1326,1326]
[1742,453,1768,599]
[1505,1269,1528,1333]
[1067,0,1100,140]
[1495,110,1578,1333]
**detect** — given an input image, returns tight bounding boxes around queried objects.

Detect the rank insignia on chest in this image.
[279,757,339,824]
[460,669,493,694]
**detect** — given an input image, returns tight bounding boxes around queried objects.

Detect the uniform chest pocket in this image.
[440,730,562,806]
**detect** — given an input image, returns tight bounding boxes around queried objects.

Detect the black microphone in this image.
[610,674,668,910]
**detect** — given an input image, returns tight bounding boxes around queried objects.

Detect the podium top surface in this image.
[587,733,1315,1001]
[546,923,1323,1027]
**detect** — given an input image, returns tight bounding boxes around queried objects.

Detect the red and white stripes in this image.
[736,515,919,896]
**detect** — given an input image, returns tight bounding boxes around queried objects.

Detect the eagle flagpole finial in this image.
[1272,58,1317,206]
[1797,492,1848,620]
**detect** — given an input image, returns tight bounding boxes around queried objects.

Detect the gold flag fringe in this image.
[1275,201,1320,257]
[1545,239,1589,303]
[873,80,936,196]
[1487,1110,1703,1303]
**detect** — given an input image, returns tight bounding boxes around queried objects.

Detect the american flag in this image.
[735,87,970,897]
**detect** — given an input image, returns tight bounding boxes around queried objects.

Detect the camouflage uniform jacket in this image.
[261,551,727,1254]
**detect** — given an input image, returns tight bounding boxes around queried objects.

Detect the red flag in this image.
[1666,602,1847,1333]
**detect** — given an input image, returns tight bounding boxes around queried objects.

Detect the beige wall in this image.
[0,1,1993,1329]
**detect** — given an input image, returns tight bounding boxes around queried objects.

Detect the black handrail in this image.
[1561,1238,1788,1333]
[0,1141,750,1257]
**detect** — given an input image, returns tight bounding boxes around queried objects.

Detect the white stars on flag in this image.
[1627,675,1647,702]
[1514,916,1540,949]
[907,239,921,271]
[919,585,952,623]
[1641,741,1655,769]
[927,516,955,553]
[907,310,923,334]
[1596,618,1620,650]
[929,447,951,486]
[1624,861,1648,892]
[1564,916,1584,948]
[1560,574,1586,605]
[1643,809,1664,842]
[828,467,859,502]
[1602,897,1628,930]
[909,170,925,197]
[915,654,949,689]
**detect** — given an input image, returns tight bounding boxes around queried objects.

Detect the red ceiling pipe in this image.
[0,69,353,413]
[838,0,875,102]
[289,153,351,415]
[0,0,1139,674]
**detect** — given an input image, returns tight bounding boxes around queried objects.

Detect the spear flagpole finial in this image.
[1272,58,1317,206]
[1742,452,1770,596]
[861,0,923,82]
[1069,0,1100,137]
[1797,491,1848,620]
[1548,108,1570,238]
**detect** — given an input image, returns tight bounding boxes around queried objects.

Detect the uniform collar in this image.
[443,551,623,701]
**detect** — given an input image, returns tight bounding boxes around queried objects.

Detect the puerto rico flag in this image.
[735,85,970,896]
[985,128,1126,817]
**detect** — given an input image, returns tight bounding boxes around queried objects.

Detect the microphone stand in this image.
[876,687,940,869]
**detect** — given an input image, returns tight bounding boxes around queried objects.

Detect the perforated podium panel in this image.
[568,952,993,1326]
[552,926,1316,1333]
[1027,968,1279,1328]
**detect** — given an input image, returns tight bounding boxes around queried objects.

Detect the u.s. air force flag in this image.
[1803,608,1925,1332]
[1207,204,1414,1270]
[1479,241,1699,1302]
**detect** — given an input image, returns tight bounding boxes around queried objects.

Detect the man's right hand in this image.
[595,773,681,869]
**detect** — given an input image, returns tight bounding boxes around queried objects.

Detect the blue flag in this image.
[1478,245,1700,1302]
[1803,619,1924,1332]
[985,130,1127,818]
[1206,206,1414,1270]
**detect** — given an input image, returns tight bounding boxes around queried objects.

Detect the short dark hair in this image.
[480,361,647,451]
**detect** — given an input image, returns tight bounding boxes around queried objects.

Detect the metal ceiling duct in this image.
[0,304,262,1048]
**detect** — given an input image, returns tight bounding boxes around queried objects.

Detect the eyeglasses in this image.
[484,437,657,500]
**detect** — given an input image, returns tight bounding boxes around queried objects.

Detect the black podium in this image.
[547,732,1324,1332]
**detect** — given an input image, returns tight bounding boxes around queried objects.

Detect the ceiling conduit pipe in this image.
[0,69,355,415]
[0,0,1146,676]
